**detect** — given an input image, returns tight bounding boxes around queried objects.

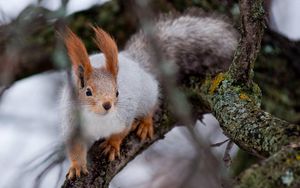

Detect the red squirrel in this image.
[61,9,238,179]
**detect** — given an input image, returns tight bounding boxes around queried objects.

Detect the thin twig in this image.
[211,138,230,147]
[223,140,234,167]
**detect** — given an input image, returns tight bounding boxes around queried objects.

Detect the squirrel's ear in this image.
[91,26,118,79]
[63,27,92,88]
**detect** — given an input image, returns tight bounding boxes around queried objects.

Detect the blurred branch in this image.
[61,103,176,188]
[0,0,137,94]
[62,0,220,187]
[1,0,300,187]
[63,0,300,187]
[262,29,300,74]
[1,1,300,108]
[223,140,234,167]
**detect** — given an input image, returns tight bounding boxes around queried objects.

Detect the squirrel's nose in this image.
[102,102,111,111]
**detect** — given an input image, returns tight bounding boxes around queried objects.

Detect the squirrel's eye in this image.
[116,90,119,97]
[86,88,92,96]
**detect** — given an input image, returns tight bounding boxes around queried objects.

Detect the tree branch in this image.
[62,102,178,188]
[1,1,300,187]
[228,0,265,85]
[236,143,300,187]
[201,0,300,187]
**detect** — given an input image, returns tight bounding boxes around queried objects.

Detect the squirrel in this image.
[60,9,238,180]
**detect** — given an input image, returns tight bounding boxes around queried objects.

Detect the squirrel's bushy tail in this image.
[124,8,238,78]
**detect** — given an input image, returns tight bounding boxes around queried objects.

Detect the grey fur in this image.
[124,8,239,78]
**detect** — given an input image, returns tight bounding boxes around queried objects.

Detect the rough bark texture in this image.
[236,144,300,188]
[61,0,300,186]
[1,0,300,188]
[62,102,176,188]
[200,0,300,187]
[228,0,265,86]
[203,74,300,158]
[0,6,57,86]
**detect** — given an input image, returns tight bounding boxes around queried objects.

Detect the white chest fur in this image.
[81,107,126,141]
[61,53,158,142]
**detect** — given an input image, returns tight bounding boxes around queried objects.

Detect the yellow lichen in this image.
[209,73,224,94]
[286,158,292,165]
[296,155,300,160]
[240,93,251,101]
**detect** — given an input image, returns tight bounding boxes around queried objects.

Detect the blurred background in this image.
[0,0,300,187]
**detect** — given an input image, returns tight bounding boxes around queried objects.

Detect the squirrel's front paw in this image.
[67,163,88,180]
[100,138,122,161]
[136,114,154,141]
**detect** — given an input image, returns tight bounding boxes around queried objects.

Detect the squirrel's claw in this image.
[67,163,88,180]
[136,115,154,141]
[130,119,139,131]
[136,122,154,141]
[100,139,121,161]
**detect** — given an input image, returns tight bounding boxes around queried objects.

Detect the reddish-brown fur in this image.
[64,28,92,84]
[91,26,119,79]
[67,141,88,179]
[100,127,131,161]
[63,27,154,179]
[136,113,154,141]
[100,114,154,161]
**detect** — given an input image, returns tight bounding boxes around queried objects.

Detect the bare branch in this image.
[210,138,230,147]
[228,0,265,85]
[223,140,234,167]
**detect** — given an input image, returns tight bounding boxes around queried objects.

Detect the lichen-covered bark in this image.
[198,0,300,187]
[2,0,300,126]
[61,91,211,188]
[236,144,300,188]
[202,75,300,157]
[1,0,300,187]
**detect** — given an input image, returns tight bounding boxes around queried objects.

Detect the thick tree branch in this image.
[0,1,300,187]
[62,103,177,188]
[203,76,300,157]
[236,143,300,187]
[228,0,265,85]
[62,1,219,187]
[201,0,300,187]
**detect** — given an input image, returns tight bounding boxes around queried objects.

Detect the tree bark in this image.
[0,0,300,187]
[236,144,300,188]
[62,102,177,188]
[200,0,300,187]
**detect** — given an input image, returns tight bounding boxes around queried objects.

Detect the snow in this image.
[0,0,300,187]
[0,0,109,22]
[0,71,234,187]
[271,0,300,40]
[0,72,63,188]
[1,0,300,39]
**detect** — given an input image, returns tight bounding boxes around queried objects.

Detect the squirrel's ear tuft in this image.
[91,26,118,79]
[63,27,92,88]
